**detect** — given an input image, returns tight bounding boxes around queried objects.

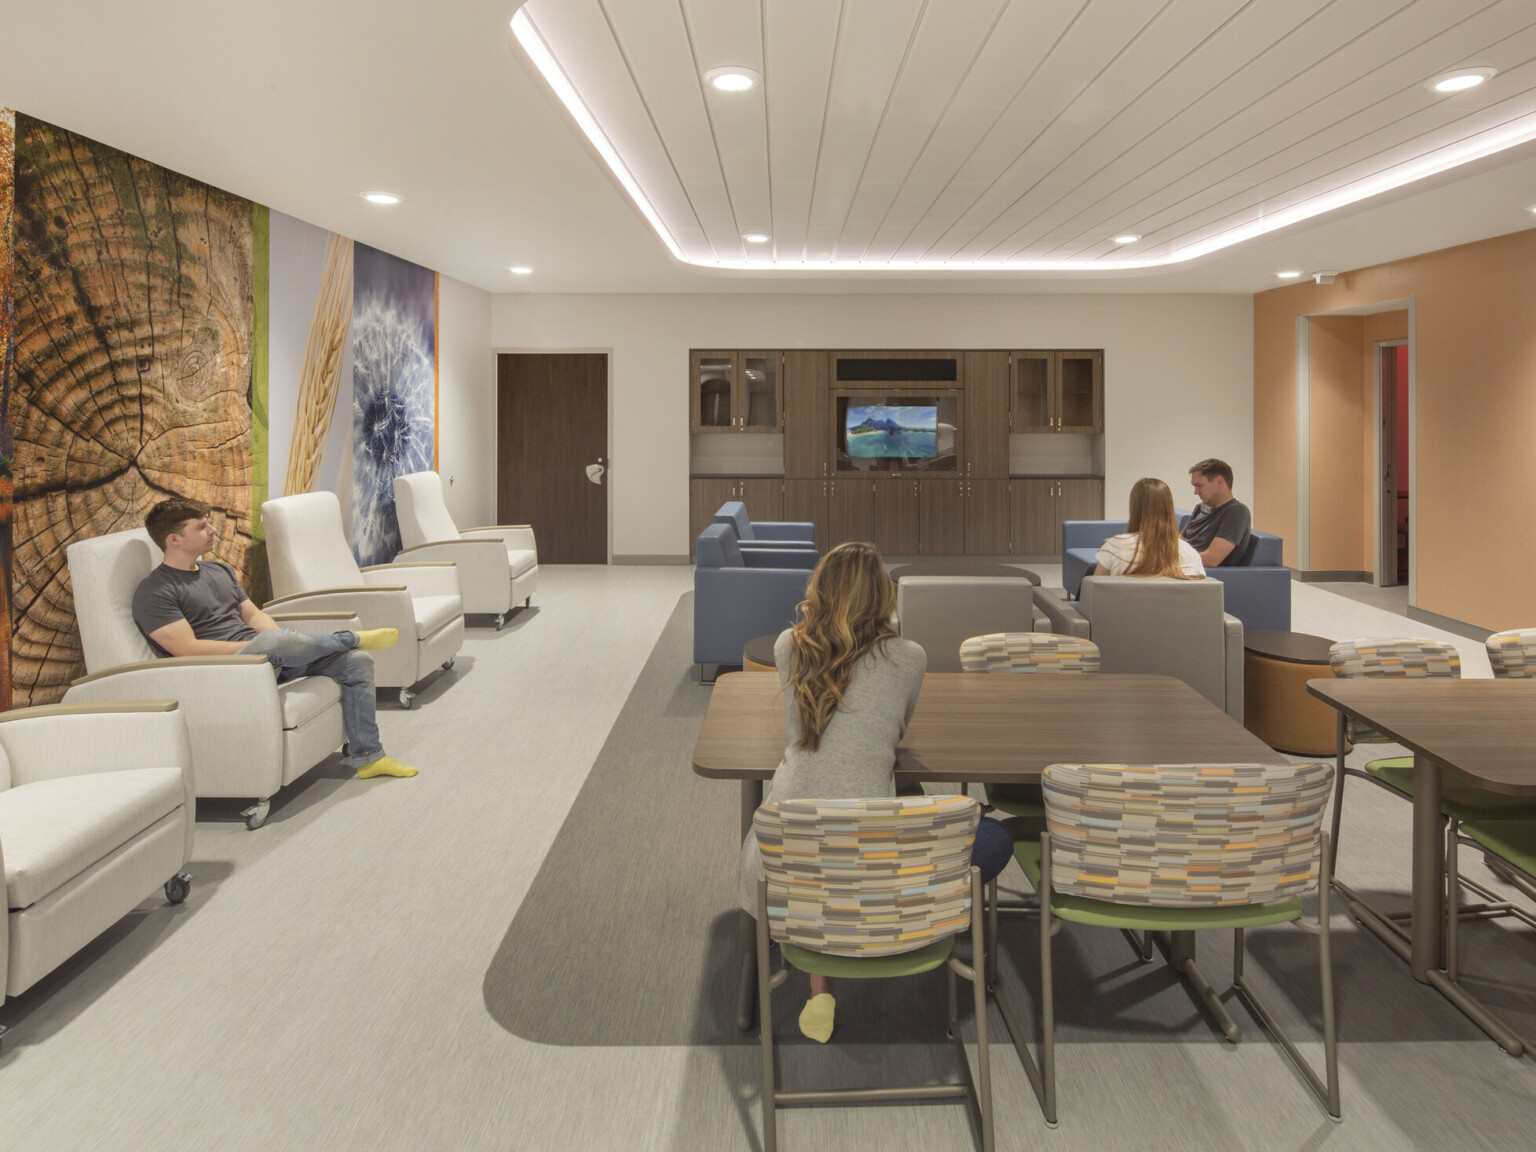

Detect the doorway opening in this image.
[1378,341,1409,587]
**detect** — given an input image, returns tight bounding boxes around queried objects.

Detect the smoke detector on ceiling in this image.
[1313,271,1338,284]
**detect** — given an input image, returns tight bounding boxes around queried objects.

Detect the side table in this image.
[1243,630,1344,756]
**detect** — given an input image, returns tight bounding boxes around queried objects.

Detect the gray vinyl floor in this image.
[1,567,1533,1151]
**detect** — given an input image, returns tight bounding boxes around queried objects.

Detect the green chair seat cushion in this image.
[1462,820,1536,881]
[1364,757,1536,821]
[779,936,954,979]
[985,781,1043,818]
[1011,837,1303,930]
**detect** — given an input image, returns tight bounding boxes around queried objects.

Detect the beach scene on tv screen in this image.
[846,405,938,458]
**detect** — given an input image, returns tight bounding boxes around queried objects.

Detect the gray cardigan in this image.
[737,630,927,914]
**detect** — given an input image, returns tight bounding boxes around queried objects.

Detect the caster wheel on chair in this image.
[164,873,193,904]
[493,613,506,631]
[242,800,271,830]
[398,688,416,709]
[442,655,456,671]
[525,596,532,608]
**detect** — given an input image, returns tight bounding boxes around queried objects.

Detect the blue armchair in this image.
[694,523,817,681]
[714,501,817,549]
[1062,515,1290,632]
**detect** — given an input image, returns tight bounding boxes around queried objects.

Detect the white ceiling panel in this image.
[515,0,1536,274]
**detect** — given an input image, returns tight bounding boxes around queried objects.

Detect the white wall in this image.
[436,274,496,528]
[490,293,1253,558]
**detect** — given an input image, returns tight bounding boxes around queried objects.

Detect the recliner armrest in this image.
[1223,612,1244,723]
[266,611,362,635]
[461,526,537,553]
[362,562,462,599]
[389,541,505,596]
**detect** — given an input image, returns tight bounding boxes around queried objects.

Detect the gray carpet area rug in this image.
[484,592,1536,1052]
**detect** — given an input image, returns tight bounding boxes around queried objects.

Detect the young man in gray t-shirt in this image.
[131,496,419,780]
[1182,458,1252,568]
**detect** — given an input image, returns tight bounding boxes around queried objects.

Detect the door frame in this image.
[492,347,614,564]
[1294,298,1415,599]
[1374,338,1409,587]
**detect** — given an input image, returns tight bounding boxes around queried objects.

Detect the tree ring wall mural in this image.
[9,114,254,704]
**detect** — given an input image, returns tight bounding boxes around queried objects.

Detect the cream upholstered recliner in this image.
[392,471,537,629]
[0,700,195,1038]
[261,491,465,708]
[62,528,351,830]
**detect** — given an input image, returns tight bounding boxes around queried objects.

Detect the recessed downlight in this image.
[704,66,761,92]
[1276,270,1303,279]
[1426,67,1496,93]
[742,233,771,244]
[1112,233,1141,244]
[362,191,401,205]
[509,266,533,275]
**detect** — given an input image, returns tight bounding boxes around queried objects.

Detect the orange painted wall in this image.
[1308,315,1366,572]
[1254,227,1536,630]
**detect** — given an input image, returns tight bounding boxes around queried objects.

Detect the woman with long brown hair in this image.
[736,541,1012,1043]
[1094,477,1205,579]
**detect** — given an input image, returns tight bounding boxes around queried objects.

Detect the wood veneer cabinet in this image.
[963,351,1009,477]
[1011,350,1103,433]
[827,478,874,549]
[920,480,966,555]
[782,349,828,477]
[874,479,919,555]
[690,351,783,433]
[1010,477,1105,555]
[783,479,828,552]
[965,480,1010,554]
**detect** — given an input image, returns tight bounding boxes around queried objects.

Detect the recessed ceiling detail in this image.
[511,0,1536,274]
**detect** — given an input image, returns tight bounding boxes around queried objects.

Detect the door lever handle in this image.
[585,463,605,485]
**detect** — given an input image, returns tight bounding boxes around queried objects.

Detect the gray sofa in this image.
[1062,515,1290,632]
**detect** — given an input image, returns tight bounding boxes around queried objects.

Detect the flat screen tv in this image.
[834,393,958,472]
[845,404,938,459]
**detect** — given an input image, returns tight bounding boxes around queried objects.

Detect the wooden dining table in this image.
[694,670,1295,1032]
[1307,677,1536,1051]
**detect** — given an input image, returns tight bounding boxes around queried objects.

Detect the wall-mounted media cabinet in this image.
[690,349,1104,558]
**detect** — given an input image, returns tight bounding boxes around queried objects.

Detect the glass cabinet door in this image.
[1011,351,1054,431]
[693,354,734,430]
[1057,351,1102,432]
[741,354,780,431]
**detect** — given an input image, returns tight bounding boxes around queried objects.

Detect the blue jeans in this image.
[972,817,1014,885]
[239,629,383,767]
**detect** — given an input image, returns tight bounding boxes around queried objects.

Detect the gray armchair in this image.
[1035,576,1243,721]
[694,523,816,682]
[895,576,1044,673]
[713,500,817,550]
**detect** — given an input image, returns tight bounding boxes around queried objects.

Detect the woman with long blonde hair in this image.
[736,541,1012,1043]
[1094,477,1205,579]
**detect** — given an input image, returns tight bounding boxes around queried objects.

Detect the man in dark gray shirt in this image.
[1182,458,1252,567]
[131,496,419,780]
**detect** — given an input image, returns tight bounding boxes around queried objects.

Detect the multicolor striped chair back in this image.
[1328,637,1460,742]
[1486,629,1536,679]
[754,795,980,957]
[959,632,1101,674]
[1042,762,1334,907]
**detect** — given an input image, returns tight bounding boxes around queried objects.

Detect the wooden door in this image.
[965,479,1010,554]
[920,479,966,555]
[874,478,920,556]
[1010,478,1057,556]
[739,478,784,521]
[827,478,874,549]
[688,478,736,558]
[784,478,827,552]
[783,351,829,478]
[963,351,1009,478]
[1056,350,1103,433]
[498,353,607,563]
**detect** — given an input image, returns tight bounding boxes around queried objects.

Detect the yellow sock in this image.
[357,755,417,779]
[798,993,835,1043]
[354,628,399,651]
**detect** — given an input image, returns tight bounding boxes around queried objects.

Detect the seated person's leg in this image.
[970,817,1015,885]
[276,645,417,779]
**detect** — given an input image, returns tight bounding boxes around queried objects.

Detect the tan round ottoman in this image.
[1243,630,1344,757]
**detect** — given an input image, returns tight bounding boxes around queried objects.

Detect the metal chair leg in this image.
[756,881,778,1152]
[1040,831,1058,1127]
[970,870,995,1152]
[1328,712,1347,881]
[1446,817,1461,981]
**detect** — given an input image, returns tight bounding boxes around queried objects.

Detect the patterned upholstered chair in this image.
[959,633,1101,820]
[752,795,995,1152]
[1005,762,1339,1125]
[1486,629,1536,678]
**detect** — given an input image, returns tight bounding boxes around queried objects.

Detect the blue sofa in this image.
[714,501,817,549]
[694,523,818,680]
[1062,515,1291,632]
